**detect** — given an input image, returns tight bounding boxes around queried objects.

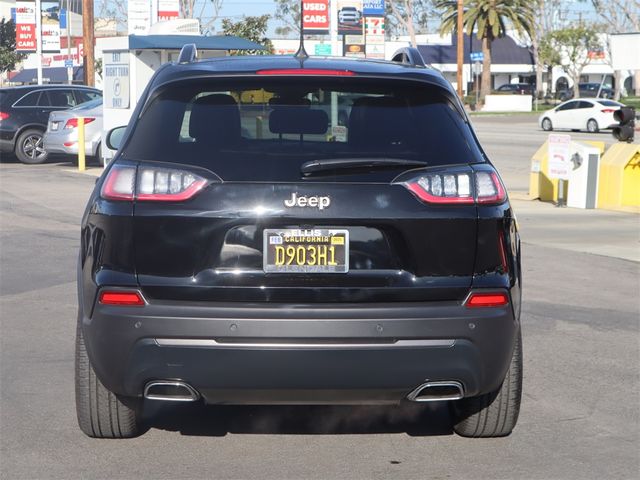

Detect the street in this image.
[1,115,638,479]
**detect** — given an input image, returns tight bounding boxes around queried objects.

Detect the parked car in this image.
[44,98,103,161]
[539,98,624,133]
[557,83,614,101]
[76,48,522,439]
[496,83,535,95]
[0,85,102,164]
[338,6,361,24]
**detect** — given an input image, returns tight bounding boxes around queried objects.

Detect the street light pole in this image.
[456,0,463,98]
[82,0,94,86]
[35,0,43,85]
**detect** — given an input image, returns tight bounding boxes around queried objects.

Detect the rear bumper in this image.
[82,294,519,404]
[43,137,98,156]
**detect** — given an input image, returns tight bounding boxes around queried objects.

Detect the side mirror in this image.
[106,126,127,150]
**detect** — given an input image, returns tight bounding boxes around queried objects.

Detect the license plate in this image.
[263,228,349,273]
[50,121,59,131]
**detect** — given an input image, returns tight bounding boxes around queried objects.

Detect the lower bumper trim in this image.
[154,338,456,349]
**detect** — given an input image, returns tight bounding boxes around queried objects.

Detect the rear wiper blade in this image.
[301,157,428,176]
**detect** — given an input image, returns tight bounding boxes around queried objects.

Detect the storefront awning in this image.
[127,34,266,51]
[9,66,84,85]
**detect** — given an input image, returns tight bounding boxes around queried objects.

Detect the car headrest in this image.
[188,94,241,145]
[269,107,328,135]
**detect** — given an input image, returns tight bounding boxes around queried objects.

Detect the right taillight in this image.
[101,164,208,202]
[0,111,9,121]
[398,169,506,205]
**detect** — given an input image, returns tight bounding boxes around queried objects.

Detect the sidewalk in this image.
[511,198,639,262]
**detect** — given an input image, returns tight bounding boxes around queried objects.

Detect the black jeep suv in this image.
[76,48,522,439]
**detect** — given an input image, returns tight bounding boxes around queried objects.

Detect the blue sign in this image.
[60,8,67,29]
[363,0,385,16]
[470,51,484,62]
[65,59,73,68]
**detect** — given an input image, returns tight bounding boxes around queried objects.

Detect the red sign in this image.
[16,23,36,51]
[16,1,37,52]
[303,0,330,32]
[158,11,179,21]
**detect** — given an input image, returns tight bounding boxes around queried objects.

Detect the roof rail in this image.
[391,47,427,68]
[178,43,197,64]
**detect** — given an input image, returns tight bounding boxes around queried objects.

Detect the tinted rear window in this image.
[123,77,484,181]
[14,91,41,107]
[598,100,623,107]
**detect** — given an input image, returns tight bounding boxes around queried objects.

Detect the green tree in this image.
[221,15,273,55]
[436,0,535,101]
[542,25,602,98]
[386,1,436,46]
[274,0,301,37]
[0,19,27,73]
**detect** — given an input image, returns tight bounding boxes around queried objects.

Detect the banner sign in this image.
[41,1,61,53]
[15,1,37,52]
[363,0,385,16]
[338,0,363,35]
[548,134,572,180]
[302,0,330,33]
[157,0,179,21]
[128,0,152,34]
[104,51,130,109]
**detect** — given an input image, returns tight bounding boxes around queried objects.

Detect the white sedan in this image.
[539,98,624,133]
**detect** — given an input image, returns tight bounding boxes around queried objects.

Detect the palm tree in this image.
[436,0,535,101]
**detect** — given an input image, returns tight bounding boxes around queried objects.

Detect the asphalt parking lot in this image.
[1,114,638,479]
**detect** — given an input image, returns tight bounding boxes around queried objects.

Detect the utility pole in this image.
[82,0,94,86]
[35,0,43,85]
[456,0,463,98]
[66,0,72,84]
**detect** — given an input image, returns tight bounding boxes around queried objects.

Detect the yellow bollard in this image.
[77,117,85,172]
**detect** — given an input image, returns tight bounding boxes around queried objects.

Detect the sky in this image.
[94,0,602,37]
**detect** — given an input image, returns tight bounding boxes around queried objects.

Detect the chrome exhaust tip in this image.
[406,380,464,402]
[143,381,200,402]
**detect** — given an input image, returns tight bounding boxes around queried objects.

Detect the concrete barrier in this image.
[597,143,640,212]
[483,95,532,112]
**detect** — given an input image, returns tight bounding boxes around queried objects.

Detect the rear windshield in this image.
[123,77,484,181]
[597,100,623,107]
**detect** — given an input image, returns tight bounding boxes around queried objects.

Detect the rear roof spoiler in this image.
[178,44,197,64]
[391,47,429,68]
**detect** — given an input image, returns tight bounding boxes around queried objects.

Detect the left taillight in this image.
[0,111,9,121]
[398,169,506,205]
[101,164,208,202]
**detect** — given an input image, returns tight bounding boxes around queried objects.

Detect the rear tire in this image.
[75,315,142,438]
[587,119,599,133]
[541,118,553,131]
[451,329,522,438]
[15,128,48,164]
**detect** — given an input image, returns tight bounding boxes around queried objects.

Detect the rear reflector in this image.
[99,291,145,306]
[256,69,355,76]
[465,292,509,308]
